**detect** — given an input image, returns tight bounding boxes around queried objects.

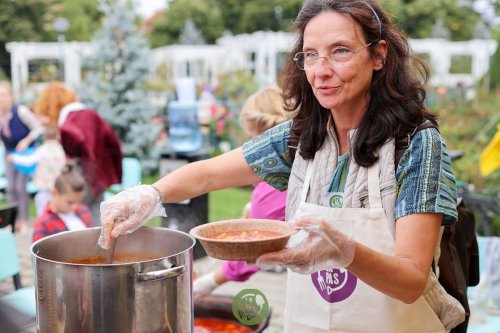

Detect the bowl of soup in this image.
[189,219,297,262]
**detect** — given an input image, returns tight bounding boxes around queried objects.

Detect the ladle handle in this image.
[106,238,118,264]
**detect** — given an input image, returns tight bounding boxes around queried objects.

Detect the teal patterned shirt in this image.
[242,120,458,225]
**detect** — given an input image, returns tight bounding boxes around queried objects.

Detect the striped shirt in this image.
[242,120,458,225]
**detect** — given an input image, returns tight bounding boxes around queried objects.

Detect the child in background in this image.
[193,85,290,298]
[8,124,66,216]
[32,165,93,243]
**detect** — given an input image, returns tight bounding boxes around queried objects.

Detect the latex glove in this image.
[98,185,166,249]
[256,216,356,274]
[193,273,220,300]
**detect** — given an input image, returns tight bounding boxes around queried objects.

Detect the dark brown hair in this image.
[54,164,86,194]
[281,0,436,166]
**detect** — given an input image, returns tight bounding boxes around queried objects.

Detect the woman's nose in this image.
[314,57,334,76]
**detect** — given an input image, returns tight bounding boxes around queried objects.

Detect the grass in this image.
[208,187,252,221]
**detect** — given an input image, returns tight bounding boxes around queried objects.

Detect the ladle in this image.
[106,237,118,264]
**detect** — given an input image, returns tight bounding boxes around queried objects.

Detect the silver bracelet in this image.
[150,184,165,203]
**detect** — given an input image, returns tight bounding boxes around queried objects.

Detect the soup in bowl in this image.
[190,219,297,262]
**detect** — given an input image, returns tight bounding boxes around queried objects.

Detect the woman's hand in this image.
[98,185,166,249]
[256,216,356,274]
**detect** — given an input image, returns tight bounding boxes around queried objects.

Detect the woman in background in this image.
[0,81,43,234]
[35,82,122,222]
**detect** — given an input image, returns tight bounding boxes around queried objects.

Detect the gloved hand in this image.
[193,273,220,300]
[98,185,166,249]
[256,216,356,274]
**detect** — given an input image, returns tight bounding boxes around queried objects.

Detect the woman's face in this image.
[302,11,383,115]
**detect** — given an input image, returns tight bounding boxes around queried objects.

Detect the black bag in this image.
[395,120,480,333]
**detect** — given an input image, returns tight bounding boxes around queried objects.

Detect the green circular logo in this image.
[329,194,343,208]
[232,289,269,325]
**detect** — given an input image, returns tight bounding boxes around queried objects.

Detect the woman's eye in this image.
[304,52,318,59]
[332,47,352,55]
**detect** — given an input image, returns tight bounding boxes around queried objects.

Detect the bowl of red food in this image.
[189,219,297,262]
[194,294,271,333]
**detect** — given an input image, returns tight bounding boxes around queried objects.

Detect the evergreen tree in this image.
[79,0,163,174]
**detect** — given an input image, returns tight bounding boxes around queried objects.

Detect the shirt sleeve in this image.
[242,120,293,191]
[395,128,458,225]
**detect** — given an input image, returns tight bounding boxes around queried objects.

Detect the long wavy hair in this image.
[281,0,436,167]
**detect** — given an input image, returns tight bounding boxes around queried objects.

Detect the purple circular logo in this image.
[311,268,357,303]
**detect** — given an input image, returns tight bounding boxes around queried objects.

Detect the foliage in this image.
[147,0,302,47]
[227,0,303,34]
[52,0,102,41]
[211,70,259,150]
[79,0,162,174]
[429,88,500,193]
[381,0,480,40]
[489,28,500,90]
[214,69,259,113]
[148,0,224,47]
[0,0,53,77]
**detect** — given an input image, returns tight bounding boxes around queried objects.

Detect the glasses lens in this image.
[294,53,306,70]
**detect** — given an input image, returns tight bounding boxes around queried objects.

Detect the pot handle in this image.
[136,265,186,282]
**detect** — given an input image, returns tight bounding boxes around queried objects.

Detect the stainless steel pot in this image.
[31,226,195,333]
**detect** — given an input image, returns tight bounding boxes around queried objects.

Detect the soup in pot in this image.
[69,253,161,264]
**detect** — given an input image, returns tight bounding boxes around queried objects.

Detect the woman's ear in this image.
[373,40,388,71]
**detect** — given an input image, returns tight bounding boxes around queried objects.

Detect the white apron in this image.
[283,159,448,333]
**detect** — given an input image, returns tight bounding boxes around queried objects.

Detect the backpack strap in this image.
[394,119,436,166]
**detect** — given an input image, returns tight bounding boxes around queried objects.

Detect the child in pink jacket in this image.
[194,85,290,298]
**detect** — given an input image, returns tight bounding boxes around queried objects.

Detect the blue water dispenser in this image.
[167,100,203,153]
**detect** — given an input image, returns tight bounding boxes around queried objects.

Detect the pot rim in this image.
[31,226,196,267]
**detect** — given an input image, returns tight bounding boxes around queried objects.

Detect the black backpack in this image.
[395,120,480,333]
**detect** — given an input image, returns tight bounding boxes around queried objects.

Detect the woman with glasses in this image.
[99,1,464,331]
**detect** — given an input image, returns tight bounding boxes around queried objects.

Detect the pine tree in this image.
[79,0,162,174]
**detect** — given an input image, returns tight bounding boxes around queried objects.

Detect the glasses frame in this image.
[293,42,374,71]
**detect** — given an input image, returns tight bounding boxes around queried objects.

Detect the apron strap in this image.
[367,161,383,208]
[301,161,313,202]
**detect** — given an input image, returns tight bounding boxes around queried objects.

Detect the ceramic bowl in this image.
[189,219,297,262]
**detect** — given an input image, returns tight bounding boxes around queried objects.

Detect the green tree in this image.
[148,0,224,47]
[53,0,102,41]
[79,0,162,173]
[211,0,302,34]
[488,28,500,90]
[0,0,52,78]
[236,0,303,34]
[381,0,480,40]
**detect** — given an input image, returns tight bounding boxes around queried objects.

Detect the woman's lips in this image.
[316,86,339,94]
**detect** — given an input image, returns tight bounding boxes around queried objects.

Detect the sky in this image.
[133,0,168,19]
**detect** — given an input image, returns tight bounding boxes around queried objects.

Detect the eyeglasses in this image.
[293,42,374,71]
